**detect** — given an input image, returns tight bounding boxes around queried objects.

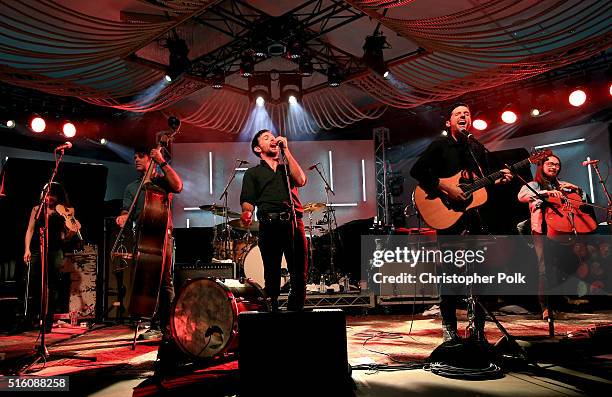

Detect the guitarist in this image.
[115,146,182,368]
[410,103,512,343]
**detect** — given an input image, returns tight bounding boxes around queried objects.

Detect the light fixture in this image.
[441,130,448,136]
[383,70,390,79]
[62,121,76,138]
[609,82,612,96]
[256,96,265,107]
[5,120,15,128]
[568,88,587,107]
[29,115,46,133]
[299,55,313,77]
[211,68,225,89]
[288,95,297,105]
[473,119,488,131]
[327,65,342,87]
[100,138,107,145]
[363,33,390,76]
[531,93,551,116]
[501,110,518,124]
[286,39,303,59]
[530,108,540,117]
[164,32,191,83]
[240,55,255,78]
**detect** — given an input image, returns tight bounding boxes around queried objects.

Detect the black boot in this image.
[442,323,459,342]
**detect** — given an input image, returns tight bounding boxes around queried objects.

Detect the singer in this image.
[410,103,513,344]
[240,129,308,312]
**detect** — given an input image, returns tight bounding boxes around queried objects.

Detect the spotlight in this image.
[256,96,265,107]
[6,120,15,128]
[530,108,540,117]
[501,110,518,124]
[62,121,76,138]
[363,33,390,76]
[211,68,225,89]
[473,119,488,131]
[164,32,191,82]
[568,88,587,107]
[299,56,313,77]
[609,82,612,96]
[252,41,268,58]
[327,65,342,87]
[286,39,303,59]
[441,130,448,136]
[288,95,297,105]
[532,93,552,116]
[100,138,107,145]
[29,115,46,133]
[383,70,390,79]
[240,55,254,78]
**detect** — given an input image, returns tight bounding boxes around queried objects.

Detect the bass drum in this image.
[242,244,288,288]
[171,278,268,359]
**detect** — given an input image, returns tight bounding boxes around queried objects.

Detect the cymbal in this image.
[198,204,240,218]
[229,218,260,232]
[303,202,326,213]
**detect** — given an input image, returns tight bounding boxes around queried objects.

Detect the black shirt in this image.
[240,160,303,215]
[410,135,492,193]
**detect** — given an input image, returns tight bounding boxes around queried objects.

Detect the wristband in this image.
[159,161,168,168]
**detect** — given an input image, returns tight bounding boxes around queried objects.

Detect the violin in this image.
[544,184,597,236]
[55,204,83,240]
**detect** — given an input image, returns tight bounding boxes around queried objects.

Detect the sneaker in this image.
[139,328,162,340]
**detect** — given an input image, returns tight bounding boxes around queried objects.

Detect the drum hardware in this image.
[303,202,326,213]
[198,204,241,218]
[228,218,260,232]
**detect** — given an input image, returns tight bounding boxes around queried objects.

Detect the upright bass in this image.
[545,185,597,236]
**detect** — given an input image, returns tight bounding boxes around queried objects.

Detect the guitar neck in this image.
[463,158,530,194]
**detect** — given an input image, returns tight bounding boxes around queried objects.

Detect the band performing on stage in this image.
[2,2,612,395]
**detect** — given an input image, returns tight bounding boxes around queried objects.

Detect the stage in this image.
[1,309,610,396]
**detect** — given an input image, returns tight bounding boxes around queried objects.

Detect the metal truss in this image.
[373,127,390,226]
[278,292,375,309]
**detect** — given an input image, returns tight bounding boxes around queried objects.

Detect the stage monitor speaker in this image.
[174,262,235,291]
[238,309,352,396]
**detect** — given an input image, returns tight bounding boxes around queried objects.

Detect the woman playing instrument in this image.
[518,153,594,320]
[23,182,77,330]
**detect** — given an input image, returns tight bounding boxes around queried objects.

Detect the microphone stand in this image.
[590,162,612,233]
[279,145,297,308]
[217,159,246,260]
[19,148,95,374]
[312,164,339,277]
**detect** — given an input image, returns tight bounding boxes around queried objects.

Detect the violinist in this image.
[517,153,589,319]
[115,146,182,370]
[23,182,77,330]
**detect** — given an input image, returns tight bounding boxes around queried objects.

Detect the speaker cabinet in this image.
[238,309,352,396]
[174,262,235,291]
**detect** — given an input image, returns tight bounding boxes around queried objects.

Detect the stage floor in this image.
[0,310,610,396]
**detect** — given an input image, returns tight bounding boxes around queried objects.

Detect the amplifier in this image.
[174,261,235,290]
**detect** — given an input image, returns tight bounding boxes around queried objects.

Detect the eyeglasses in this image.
[544,162,560,168]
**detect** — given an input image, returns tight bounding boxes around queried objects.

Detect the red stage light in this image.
[501,110,517,124]
[568,89,586,107]
[30,116,46,133]
[609,83,612,97]
[473,119,488,131]
[62,122,76,138]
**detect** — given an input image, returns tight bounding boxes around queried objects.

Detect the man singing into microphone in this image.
[240,129,308,311]
[410,103,512,344]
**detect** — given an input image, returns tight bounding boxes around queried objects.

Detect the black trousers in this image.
[157,235,175,340]
[28,250,70,325]
[258,217,308,311]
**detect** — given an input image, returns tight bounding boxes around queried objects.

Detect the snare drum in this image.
[242,244,288,288]
[171,277,267,359]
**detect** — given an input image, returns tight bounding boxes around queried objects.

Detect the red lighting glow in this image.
[568,89,587,107]
[30,117,46,133]
[473,119,488,130]
[62,122,76,138]
[501,110,517,124]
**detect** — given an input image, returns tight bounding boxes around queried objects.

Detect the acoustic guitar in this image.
[413,149,550,230]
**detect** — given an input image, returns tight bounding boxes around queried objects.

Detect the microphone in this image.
[307,162,321,171]
[55,142,72,151]
[237,159,249,164]
[582,159,599,166]
[459,127,473,139]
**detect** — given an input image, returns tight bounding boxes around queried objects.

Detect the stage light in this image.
[530,108,540,117]
[327,65,342,87]
[62,121,76,138]
[501,110,517,124]
[288,95,297,105]
[6,120,15,128]
[164,32,191,82]
[383,71,390,79]
[211,68,225,89]
[568,89,587,107]
[30,115,46,133]
[609,82,612,96]
[363,33,390,76]
[240,55,254,78]
[256,96,265,107]
[441,130,448,136]
[299,56,313,77]
[100,138,107,145]
[286,39,303,59]
[473,119,488,131]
